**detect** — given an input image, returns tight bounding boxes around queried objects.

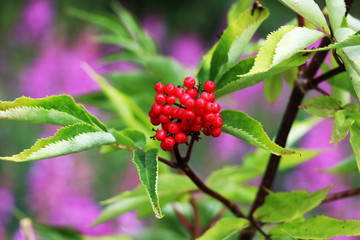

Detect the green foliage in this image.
[221,110,296,155]
[279,0,330,33]
[270,215,360,239]
[350,126,360,173]
[330,110,354,143]
[325,156,357,173]
[197,218,249,240]
[263,74,283,104]
[326,0,346,32]
[301,32,360,52]
[95,174,196,224]
[300,96,342,117]
[254,187,330,223]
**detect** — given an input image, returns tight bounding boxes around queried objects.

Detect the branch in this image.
[309,65,345,87]
[322,188,360,204]
[173,204,193,232]
[190,197,202,239]
[158,157,178,168]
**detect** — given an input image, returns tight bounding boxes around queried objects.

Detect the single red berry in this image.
[166,95,176,105]
[164,137,175,148]
[162,122,170,131]
[191,124,202,132]
[202,121,212,128]
[155,129,167,141]
[194,107,205,116]
[213,102,221,113]
[215,112,221,118]
[201,92,211,102]
[180,93,191,105]
[211,127,222,137]
[162,104,173,115]
[152,103,163,115]
[171,108,185,119]
[160,140,173,151]
[186,88,198,99]
[204,80,216,92]
[195,98,206,109]
[203,112,215,122]
[175,132,188,143]
[148,110,158,119]
[175,87,185,98]
[154,82,165,93]
[167,122,180,134]
[184,98,195,109]
[212,117,223,128]
[150,118,161,126]
[184,77,196,89]
[184,110,195,120]
[193,116,203,125]
[164,84,176,95]
[203,127,211,136]
[208,92,216,102]
[159,114,170,124]
[155,93,166,104]
[204,102,214,112]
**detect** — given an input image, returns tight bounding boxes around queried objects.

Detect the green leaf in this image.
[215,26,316,97]
[197,44,217,83]
[325,155,357,173]
[347,14,360,32]
[283,67,298,87]
[0,123,115,162]
[301,32,360,52]
[279,0,330,33]
[263,74,283,104]
[109,128,146,151]
[300,96,342,117]
[227,0,253,24]
[350,126,360,173]
[133,149,162,218]
[270,215,360,239]
[95,174,196,224]
[254,187,331,223]
[330,110,354,143]
[197,218,249,240]
[84,236,132,240]
[326,0,346,32]
[210,4,269,82]
[343,103,360,126]
[221,110,296,155]
[82,63,151,134]
[0,95,107,131]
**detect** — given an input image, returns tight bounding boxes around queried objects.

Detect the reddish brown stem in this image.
[322,188,360,204]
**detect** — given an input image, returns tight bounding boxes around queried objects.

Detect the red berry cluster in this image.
[148,77,223,151]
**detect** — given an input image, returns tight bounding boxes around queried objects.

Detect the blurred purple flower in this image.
[116,212,142,235]
[0,187,14,224]
[142,14,166,47]
[15,0,54,44]
[169,34,204,68]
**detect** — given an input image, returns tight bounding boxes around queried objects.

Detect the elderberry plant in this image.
[1,0,360,239]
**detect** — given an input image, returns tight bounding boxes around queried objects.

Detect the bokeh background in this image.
[1,0,360,239]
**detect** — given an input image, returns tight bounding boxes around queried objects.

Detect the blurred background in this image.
[1,0,360,239]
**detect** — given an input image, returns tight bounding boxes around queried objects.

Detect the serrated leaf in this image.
[0,95,107,131]
[82,63,151,134]
[350,126,360,173]
[94,174,196,224]
[300,96,342,117]
[272,27,324,66]
[221,110,296,155]
[210,5,269,82]
[0,123,115,162]
[133,149,162,218]
[326,0,346,32]
[263,74,283,104]
[254,187,331,223]
[109,128,146,151]
[325,155,357,173]
[270,215,360,239]
[197,218,249,240]
[280,0,329,33]
[215,26,315,98]
[343,103,360,126]
[330,110,354,143]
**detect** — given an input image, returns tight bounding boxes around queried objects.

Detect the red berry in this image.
[201,92,211,102]
[164,137,175,148]
[166,95,176,105]
[204,102,214,112]
[148,109,158,119]
[155,129,167,141]
[204,80,216,92]
[184,98,195,109]
[164,84,176,95]
[193,116,203,125]
[203,112,215,122]
[184,77,196,89]
[162,122,169,130]
[203,127,211,136]
[175,132,188,143]
[168,122,180,134]
[213,102,221,113]
[208,92,216,102]
[186,88,198,99]
[212,117,223,128]
[195,98,206,109]
[152,103,163,115]
[180,93,191,105]
[215,112,221,118]
[151,118,161,126]
[159,114,170,124]
[194,107,205,116]
[202,121,212,128]
[154,82,165,93]
[172,108,185,119]
[155,93,166,104]
[175,87,185,98]
[184,110,195,120]
[162,104,173,115]
[191,124,202,132]
[211,127,222,137]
